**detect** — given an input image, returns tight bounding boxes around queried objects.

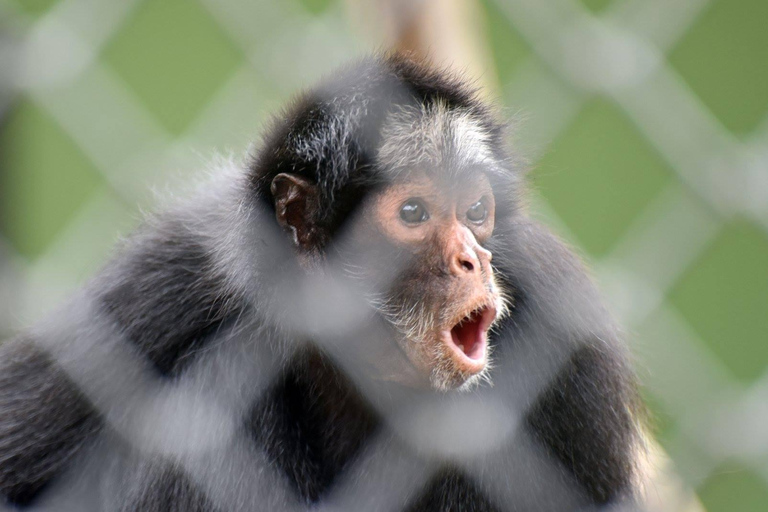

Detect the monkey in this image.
[0,54,644,511]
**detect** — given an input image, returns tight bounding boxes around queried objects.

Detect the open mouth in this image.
[444,305,496,372]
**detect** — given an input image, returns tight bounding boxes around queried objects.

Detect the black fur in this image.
[0,54,642,510]
[491,218,641,505]
[248,347,379,504]
[405,468,501,512]
[121,461,219,512]
[98,219,246,376]
[0,338,102,507]
[527,345,638,504]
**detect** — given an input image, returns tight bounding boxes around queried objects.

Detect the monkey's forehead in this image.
[377,101,499,180]
[372,171,493,202]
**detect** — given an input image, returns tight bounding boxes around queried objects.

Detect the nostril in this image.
[459,257,474,273]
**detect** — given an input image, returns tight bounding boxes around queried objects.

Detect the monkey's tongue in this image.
[450,311,485,361]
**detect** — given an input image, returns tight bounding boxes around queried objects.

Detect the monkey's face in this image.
[357,171,508,391]
[271,167,507,391]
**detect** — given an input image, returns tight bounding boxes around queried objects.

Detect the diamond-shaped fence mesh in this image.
[0,0,766,510]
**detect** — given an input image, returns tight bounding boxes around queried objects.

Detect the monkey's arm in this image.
[491,219,644,505]
[94,219,246,377]
[0,213,247,508]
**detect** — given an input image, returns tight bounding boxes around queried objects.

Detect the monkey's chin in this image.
[442,305,496,377]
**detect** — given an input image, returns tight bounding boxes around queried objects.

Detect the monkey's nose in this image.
[476,245,492,264]
[452,251,480,274]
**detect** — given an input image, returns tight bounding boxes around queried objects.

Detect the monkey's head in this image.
[251,55,518,391]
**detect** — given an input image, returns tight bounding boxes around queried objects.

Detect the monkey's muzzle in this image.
[444,305,496,374]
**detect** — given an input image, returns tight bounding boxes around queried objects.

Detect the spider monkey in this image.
[0,54,644,511]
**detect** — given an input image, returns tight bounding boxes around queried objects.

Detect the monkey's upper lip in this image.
[445,305,496,372]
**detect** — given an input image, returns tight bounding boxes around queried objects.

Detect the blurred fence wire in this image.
[0,0,767,510]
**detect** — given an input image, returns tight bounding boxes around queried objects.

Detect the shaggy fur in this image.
[0,54,643,511]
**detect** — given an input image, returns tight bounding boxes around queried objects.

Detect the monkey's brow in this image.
[387,179,464,204]
[456,163,494,179]
[435,170,493,195]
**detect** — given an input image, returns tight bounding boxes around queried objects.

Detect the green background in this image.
[1,0,767,510]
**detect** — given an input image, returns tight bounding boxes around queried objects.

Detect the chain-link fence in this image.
[1,0,766,510]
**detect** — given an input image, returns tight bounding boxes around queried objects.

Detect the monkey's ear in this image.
[270,173,322,251]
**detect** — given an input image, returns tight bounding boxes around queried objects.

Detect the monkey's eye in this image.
[466,200,488,223]
[399,199,430,224]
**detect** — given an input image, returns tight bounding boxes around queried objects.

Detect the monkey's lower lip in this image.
[445,306,495,372]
